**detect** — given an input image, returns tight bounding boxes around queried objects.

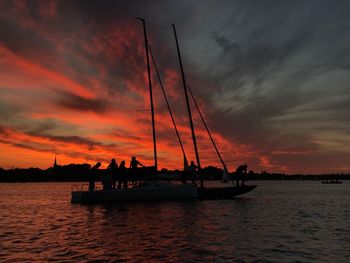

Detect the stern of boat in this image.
[71,184,88,204]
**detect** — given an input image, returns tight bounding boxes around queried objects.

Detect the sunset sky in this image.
[1,0,350,174]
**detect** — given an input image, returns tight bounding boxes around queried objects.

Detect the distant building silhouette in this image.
[53,155,58,169]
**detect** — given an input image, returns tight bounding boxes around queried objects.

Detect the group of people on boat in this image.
[88,156,249,191]
[88,156,144,191]
[181,161,198,184]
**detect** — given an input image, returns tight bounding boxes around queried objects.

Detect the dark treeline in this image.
[0,164,349,183]
[0,164,156,183]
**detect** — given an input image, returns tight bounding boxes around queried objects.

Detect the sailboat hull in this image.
[71,182,257,203]
[71,182,198,204]
[198,185,257,200]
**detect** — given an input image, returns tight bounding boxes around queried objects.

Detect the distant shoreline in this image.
[1,165,349,183]
[0,179,348,184]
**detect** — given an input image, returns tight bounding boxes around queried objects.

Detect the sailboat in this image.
[321,180,342,184]
[321,176,342,184]
[71,20,256,204]
[71,18,198,204]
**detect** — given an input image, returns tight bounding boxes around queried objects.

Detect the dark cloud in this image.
[0,138,54,153]
[45,134,98,148]
[27,119,57,135]
[112,132,142,141]
[0,101,20,120]
[26,128,120,150]
[212,33,239,56]
[0,17,55,64]
[55,90,109,113]
[0,126,7,135]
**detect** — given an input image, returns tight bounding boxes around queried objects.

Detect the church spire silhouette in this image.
[53,155,57,169]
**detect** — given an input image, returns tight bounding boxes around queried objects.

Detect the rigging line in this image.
[187,85,227,170]
[148,45,188,163]
[85,16,136,164]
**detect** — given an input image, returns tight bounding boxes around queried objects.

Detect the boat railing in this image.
[71,184,90,192]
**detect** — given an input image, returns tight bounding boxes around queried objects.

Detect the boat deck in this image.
[71,182,257,204]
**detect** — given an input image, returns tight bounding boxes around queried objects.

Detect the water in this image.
[0,181,349,262]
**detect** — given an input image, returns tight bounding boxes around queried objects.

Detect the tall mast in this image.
[137,17,157,172]
[172,24,203,187]
[149,45,188,164]
[188,85,226,170]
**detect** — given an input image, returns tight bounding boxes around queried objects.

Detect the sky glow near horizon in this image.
[0,0,350,174]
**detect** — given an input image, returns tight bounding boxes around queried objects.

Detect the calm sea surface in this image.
[0,181,349,262]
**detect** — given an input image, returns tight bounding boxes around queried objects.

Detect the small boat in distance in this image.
[321,179,342,184]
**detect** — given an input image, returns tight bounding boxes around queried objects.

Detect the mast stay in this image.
[188,85,227,171]
[148,46,189,165]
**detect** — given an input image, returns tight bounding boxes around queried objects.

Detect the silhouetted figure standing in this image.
[107,159,119,189]
[89,162,101,191]
[235,164,247,186]
[181,158,189,183]
[181,170,188,184]
[130,156,144,187]
[119,160,127,188]
[101,162,113,190]
[188,161,198,184]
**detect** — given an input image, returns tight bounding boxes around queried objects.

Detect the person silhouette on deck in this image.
[89,162,101,191]
[119,160,127,188]
[107,159,119,189]
[130,156,144,187]
[101,162,113,190]
[188,161,198,184]
[181,157,189,183]
[235,164,247,186]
